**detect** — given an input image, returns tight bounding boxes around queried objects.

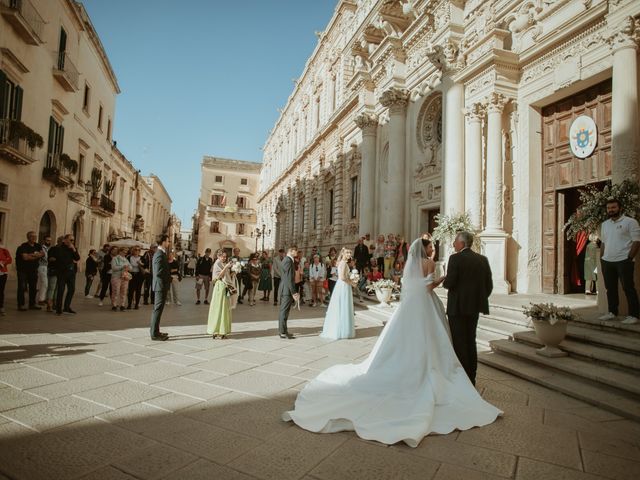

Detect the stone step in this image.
[478,350,640,422]
[513,330,640,372]
[570,315,640,336]
[566,324,640,354]
[490,339,640,397]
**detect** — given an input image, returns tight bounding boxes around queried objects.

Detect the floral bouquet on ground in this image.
[522,302,578,326]
[366,279,398,293]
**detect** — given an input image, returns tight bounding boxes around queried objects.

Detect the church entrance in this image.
[541,80,612,294]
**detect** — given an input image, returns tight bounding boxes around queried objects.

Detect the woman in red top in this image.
[0,237,13,316]
[367,265,383,282]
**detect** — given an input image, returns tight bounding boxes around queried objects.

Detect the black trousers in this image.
[99,273,111,301]
[448,314,479,385]
[127,272,144,308]
[278,293,294,335]
[56,270,75,313]
[84,274,95,296]
[143,273,155,304]
[17,270,38,308]
[0,274,6,309]
[150,288,168,338]
[601,259,639,317]
[273,277,281,303]
[377,257,384,274]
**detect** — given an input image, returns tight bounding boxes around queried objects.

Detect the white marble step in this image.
[479,350,640,422]
[513,330,640,372]
[490,339,640,397]
[570,315,640,336]
[566,324,640,354]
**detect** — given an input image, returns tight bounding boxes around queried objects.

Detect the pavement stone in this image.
[0,277,638,480]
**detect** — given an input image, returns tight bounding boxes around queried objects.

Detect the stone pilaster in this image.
[334,153,345,243]
[607,16,640,183]
[464,103,485,230]
[316,175,324,244]
[303,177,312,249]
[354,112,378,237]
[379,87,409,235]
[442,78,465,216]
[481,92,510,294]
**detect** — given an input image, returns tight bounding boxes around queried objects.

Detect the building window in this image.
[328,189,334,225]
[78,153,85,183]
[350,176,358,219]
[0,183,7,201]
[57,27,67,70]
[0,70,23,121]
[107,118,111,141]
[82,83,90,112]
[240,178,248,185]
[301,201,305,232]
[98,104,103,131]
[236,223,245,235]
[211,194,225,206]
[0,211,5,243]
[312,198,317,230]
[315,97,320,129]
[46,116,64,168]
[236,196,247,208]
[215,175,223,183]
[210,221,220,233]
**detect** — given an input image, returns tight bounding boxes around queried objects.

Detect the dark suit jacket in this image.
[152,249,170,292]
[443,248,493,316]
[354,244,370,268]
[278,256,296,297]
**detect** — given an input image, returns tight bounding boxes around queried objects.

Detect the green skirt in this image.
[207,280,232,335]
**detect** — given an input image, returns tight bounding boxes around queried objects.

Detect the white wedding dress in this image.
[283,239,502,447]
[320,260,355,340]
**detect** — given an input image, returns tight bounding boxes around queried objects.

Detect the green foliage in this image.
[8,120,44,149]
[431,211,480,250]
[91,168,103,196]
[522,302,578,325]
[59,153,78,174]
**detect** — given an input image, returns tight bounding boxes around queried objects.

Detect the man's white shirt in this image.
[309,263,326,280]
[601,215,640,262]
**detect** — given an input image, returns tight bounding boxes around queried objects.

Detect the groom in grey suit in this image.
[278,246,299,339]
[150,234,171,341]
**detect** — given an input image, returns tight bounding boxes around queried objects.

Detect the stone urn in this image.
[531,318,568,357]
[375,287,393,307]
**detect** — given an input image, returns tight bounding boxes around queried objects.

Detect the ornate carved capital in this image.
[354,112,379,133]
[606,16,640,53]
[464,103,485,122]
[426,39,466,74]
[380,87,410,111]
[485,92,509,114]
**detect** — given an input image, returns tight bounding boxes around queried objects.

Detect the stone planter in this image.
[375,287,393,307]
[531,318,568,357]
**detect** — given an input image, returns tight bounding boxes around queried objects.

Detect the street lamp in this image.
[251,224,271,253]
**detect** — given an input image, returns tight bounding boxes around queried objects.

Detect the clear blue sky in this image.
[82,0,336,227]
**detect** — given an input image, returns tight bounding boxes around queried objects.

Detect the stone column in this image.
[334,154,345,244]
[442,78,465,216]
[608,16,640,183]
[303,177,312,249]
[316,174,324,245]
[481,92,510,294]
[354,112,378,237]
[379,87,409,235]
[464,103,484,230]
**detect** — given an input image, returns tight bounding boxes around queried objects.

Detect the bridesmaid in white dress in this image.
[320,248,355,340]
[283,238,501,447]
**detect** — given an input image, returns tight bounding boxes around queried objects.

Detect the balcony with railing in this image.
[0,0,44,45]
[42,153,74,188]
[0,118,43,165]
[206,204,256,220]
[90,194,116,217]
[52,51,80,92]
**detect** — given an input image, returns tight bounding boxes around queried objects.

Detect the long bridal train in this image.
[283,239,502,448]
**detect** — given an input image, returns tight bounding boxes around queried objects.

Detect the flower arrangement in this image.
[564,179,640,240]
[366,279,398,293]
[349,269,360,286]
[431,211,480,250]
[231,260,243,274]
[522,302,577,326]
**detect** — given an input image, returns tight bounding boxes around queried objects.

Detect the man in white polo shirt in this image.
[599,198,640,325]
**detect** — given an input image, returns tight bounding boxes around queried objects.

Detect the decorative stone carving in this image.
[485,92,510,113]
[464,102,486,122]
[354,112,379,132]
[416,93,443,153]
[425,39,465,74]
[606,16,640,53]
[379,87,410,111]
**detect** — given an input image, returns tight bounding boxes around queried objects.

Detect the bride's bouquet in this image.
[349,269,360,286]
[230,260,243,274]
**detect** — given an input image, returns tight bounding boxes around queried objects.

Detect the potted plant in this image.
[104,179,116,197]
[8,120,44,149]
[522,302,577,357]
[59,153,78,175]
[90,168,103,198]
[366,279,398,307]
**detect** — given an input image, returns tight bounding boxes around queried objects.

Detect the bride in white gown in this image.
[283,238,502,447]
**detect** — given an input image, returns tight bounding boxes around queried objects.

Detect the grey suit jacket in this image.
[152,249,170,292]
[278,256,296,297]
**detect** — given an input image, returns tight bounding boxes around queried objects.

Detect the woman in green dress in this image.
[207,250,233,339]
[258,251,273,301]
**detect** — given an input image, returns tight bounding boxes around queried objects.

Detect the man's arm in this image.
[628,218,640,259]
[484,256,493,297]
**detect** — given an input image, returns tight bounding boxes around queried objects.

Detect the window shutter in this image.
[58,124,65,156]
[47,116,55,167]
[0,70,7,120]
[14,86,23,121]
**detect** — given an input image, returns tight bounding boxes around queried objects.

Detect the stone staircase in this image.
[354,291,640,421]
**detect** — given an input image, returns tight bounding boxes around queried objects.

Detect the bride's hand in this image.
[433,276,445,286]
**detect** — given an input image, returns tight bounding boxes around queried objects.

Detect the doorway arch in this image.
[38,210,56,243]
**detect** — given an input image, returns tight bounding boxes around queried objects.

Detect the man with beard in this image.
[49,234,80,315]
[599,198,640,325]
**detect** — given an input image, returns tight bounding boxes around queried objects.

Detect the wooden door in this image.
[541,80,612,293]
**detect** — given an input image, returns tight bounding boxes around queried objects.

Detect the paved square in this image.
[0,278,639,479]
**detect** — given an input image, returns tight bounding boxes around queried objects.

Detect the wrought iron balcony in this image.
[0,0,44,45]
[90,194,116,217]
[0,118,42,165]
[52,51,80,92]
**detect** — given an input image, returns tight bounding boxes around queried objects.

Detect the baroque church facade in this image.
[257,0,640,295]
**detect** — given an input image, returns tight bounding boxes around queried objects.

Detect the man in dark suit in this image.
[278,246,299,339]
[443,231,492,385]
[354,237,370,273]
[150,235,171,341]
